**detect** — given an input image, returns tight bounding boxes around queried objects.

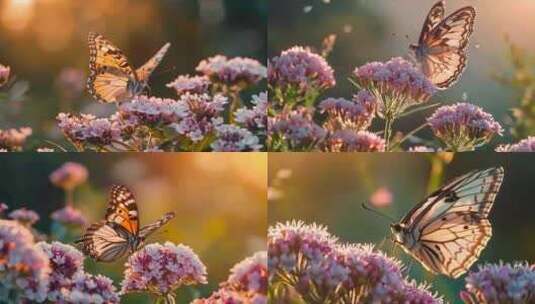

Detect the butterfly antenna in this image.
[361,203,396,222]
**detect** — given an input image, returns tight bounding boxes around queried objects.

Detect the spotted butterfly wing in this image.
[135,42,171,85]
[410,1,476,89]
[391,167,504,278]
[105,185,139,235]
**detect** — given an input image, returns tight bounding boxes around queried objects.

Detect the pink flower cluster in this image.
[8,208,40,226]
[460,262,535,304]
[193,251,267,304]
[197,55,267,88]
[56,113,122,148]
[353,57,436,118]
[235,92,268,132]
[427,103,503,151]
[50,205,87,226]
[269,221,443,304]
[166,75,211,95]
[496,136,535,152]
[269,107,326,150]
[211,124,263,152]
[323,130,385,152]
[268,46,336,98]
[55,67,85,100]
[68,272,120,303]
[0,127,32,151]
[319,90,377,132]
[120,241,207,297]
[49,162,88,191]
[118,96,180,126]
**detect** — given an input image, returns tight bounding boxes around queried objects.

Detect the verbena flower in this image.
[8,208,39,226]
[192,289,266,304]
[0,127,32,151]
[269,107,326,150]
[55,67,85,99]
[49,162,88,191]
[50,205,87,226]
[36,241,85,302]
[496,136,535,152]
[0,203,8,216]
[170,93,227,142]
[56,113,122,147]
[0,64,10,87]
[0,220,50,302]
[196,55,266,89]
[461,262,535,304]
[120,242,207,298]
[235,92,268,132]
[119,96,180,126]
[269,46,335,102]
[319,91,376,132]
[66,272,120,303]
[211,124,262,152]
[427,103,503,151]
[166,75,211,95]
[353,57,436,119]
[323,130,385,152]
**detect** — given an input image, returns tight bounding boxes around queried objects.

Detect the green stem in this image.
[66,189,74,206]
[390,123,429,151]
[383,117,393,151]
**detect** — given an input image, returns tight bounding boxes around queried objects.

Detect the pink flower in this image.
[269,46,335,99]
[323,130,385,152]
[197,55,266,88]
[369,187,393,208]
[211,124,262,152]
[227,251,267,294]
[120,242,207,297]
[319,90,377,132]
[56,113,122,147]
[0,64,10,87]
[496,136,535,152]
[119,96,180,126]
[50,205,87,226]
[192,289,266,304]
[0,220,51,302]
[427,103,503,151]
[55,67,85,99]
[66,272,120,303]
[353,57,436,119]
[269,107,326,150]
[235,92,268,131]
[8,208,39,226]
[49,162,88,191]
[167,75,211,95]
[0,127,32,151]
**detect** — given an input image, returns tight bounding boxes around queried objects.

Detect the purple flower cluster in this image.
[427,103,503,151]
[120,241,207,297]
[319,91,377,132]
[461,262,535,304]
[197,55,267,89]
[235,92,268,132]
[353,57,436,119]
[67,272,120,303]
[496,136,535,152]
[55,67,85,99]
[269,107,326,150]
[268,46,336,100]
[50,205,87,226]
[323,130,385,152]
[118,95,180,126]
[8,208,40,226]
[0,127,32,151]
[166,74,211,95]
[56,113,121,148]
[211,124,263,152]
[269,221,443,304]
[49,162,88,191]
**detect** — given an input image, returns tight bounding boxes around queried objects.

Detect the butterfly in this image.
[75,185,176,262]
[87,32,171,103]
[410,0,476,89]
[390,167,504,278]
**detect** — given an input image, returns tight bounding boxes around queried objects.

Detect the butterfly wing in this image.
[74,221,130,262]
[105,185,139,236]
[139,212,176,239]
[135,42,171,84]
[399,167,504,278]
[87,32,138,103]
[418,0,445,44]
[415,5,476,89]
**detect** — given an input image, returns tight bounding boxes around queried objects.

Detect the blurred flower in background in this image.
[369,186,393,208]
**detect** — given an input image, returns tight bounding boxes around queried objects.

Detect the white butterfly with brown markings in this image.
[410,0,476,89]
[390,167,504,278]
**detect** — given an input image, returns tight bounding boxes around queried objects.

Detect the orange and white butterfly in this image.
[410,0,476,89]
[75,185,175,262]
[87,32,170,103]
[390,167,504,278]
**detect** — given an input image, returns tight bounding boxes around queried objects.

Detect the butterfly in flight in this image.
[87,32,170,103]
[389,167,504,278]
[75,185,175,262]
[410,0,476,89]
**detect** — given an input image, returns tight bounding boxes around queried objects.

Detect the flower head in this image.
[0,64,11,87]
[369,187,393,208]
[8,208,39,226]
[192,289,266,304]
[170,93,227,142]
[119,96,179,126]
[227,251,267,294]
[56,113,122,147]
[323,130,385,152]
[55,67,85,99]
[269,46,335,100]
[0,127,32,151]
[353,57,436,119]
[269,107,326,150]
[50,205,87,226]
[496,136,535,152]
[197,55,266,89]
[167,75,211,95]
[427,103,503,151]
[67,272,120,303]
[211,124,263,152]
[49,162,88,191]
[120,242,207,296]
[235,92,268,132]
[319,91,376,132]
